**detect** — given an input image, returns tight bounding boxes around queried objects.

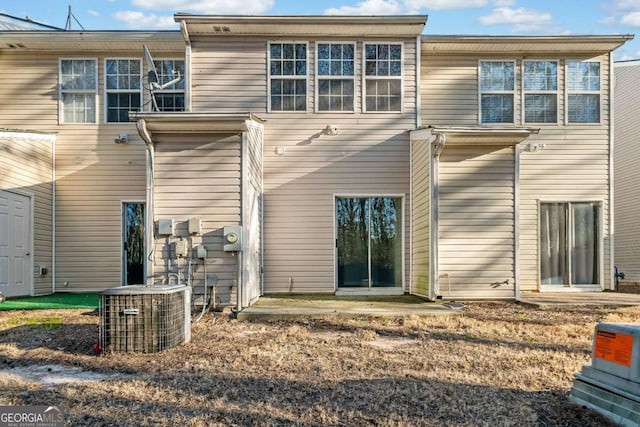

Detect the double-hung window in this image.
[152,59,185,112]
[60,59,97,124]
[540,202,601,286]
[567,60,601,124]
[364,43,402,112]
[317,43,355,112]
[105,59,142,122]
[479,60,515,124]
[523,60,558,124]
[269,42,307,112]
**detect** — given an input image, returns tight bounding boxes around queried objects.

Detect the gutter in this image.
[136,119,155,286]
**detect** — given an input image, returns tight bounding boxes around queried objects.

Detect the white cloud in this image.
[606,0,640,14]
[87,10,100,17]
[599,16,617,25]
[621,10,640,25]
[492,0,515,6]
[325,0,403,15]
[112,11,177,29]
[478,7,553,31]
[131,0,274,14]
[403,0,488,11]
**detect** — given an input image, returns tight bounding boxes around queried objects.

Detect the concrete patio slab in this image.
[518,291,640,308]
[237,294,460,320]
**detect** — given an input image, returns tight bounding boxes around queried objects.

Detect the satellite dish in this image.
[143,44,182,111]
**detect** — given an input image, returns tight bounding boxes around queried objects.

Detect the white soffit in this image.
[176,15,427,38]
[131,112,264,135]
[412,126,539,146]
[0,31,184,52]
[422,35,634,55]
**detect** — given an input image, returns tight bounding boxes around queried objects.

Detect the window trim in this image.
[59,57,98,125]
[565,59,602,125]
[478,59,516,125]
[521,59,559,125]
[149,57,186,112]
[362,41,404,113]
[104,57,143,124]
[537,199,604,290]
[267,40,309,113]
[315,41,356,113]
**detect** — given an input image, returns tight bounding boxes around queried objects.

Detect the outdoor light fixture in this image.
[524,142,545,152]
[325,125,339,136]
[114,133,129,144]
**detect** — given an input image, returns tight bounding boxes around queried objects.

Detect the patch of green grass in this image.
[5,315,63,331]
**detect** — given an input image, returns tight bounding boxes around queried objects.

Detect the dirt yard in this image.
[1,302,639,426]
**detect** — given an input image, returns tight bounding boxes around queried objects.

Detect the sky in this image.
[2,0,640,59]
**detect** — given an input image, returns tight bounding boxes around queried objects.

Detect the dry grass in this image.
[0,302,639,426]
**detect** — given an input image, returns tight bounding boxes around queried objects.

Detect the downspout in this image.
[52,135,56,293]
[431,132,446,299]
[409,35,422,295]
[238,130,248,313]
[514,145,521,300]
[136,119,155,286]
[609,50,615,291]
[180,21,192,112]
[260,125,265,297]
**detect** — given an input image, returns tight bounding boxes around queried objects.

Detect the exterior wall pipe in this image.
[52,135,56,293]
[136,118,155,286]
[609,50,615,291]
[431,132,446,299]
[514,145,521,300]
[180,21,192,112]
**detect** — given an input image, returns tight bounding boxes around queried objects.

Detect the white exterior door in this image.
[0,190,32,297]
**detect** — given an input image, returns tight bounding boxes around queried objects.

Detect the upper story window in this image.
[317,43,355,112]
[269,42,307,112]
[523,60,558,124]
[105,59,141,123]
[60,59,97,124]
[152,59,185,112]
[364,43,402,112]
[567,60,600,124]
[479,60,515,124]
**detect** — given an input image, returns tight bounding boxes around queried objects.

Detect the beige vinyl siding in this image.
[153,134,241,305]
[614,63,640,282]
[191,37,416,293]
[438,145,515,299]
[0,47,183,291]
[411,138,430,297]
[421,51,612,292]
[0,132,54,295]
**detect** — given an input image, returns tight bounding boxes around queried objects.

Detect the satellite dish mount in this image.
[144,45,181,111]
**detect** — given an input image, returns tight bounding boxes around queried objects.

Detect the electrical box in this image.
[188,218,202,235]
[223,226,242,252]
[194,245,207,259]
[158,218,174,236]
[174,240,188,257]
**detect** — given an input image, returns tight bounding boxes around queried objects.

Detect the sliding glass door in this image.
[540,202,600,286]
[336,197,402,289]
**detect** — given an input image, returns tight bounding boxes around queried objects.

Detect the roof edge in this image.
[175,14,428,25]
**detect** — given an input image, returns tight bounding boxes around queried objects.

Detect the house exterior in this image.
[0,13,631,307]
[613,60,640,284]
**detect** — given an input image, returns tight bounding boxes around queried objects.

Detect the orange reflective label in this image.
[594,330,634,367]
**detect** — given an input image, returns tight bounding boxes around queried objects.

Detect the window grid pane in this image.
[525,94,557,124]
[364,43,402,112]
[567,61,600,123]
[479,61,514,124]
[269,43,307,111]
[60,59,97,123]
[106,59,142,122]
[150,59,185,112]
